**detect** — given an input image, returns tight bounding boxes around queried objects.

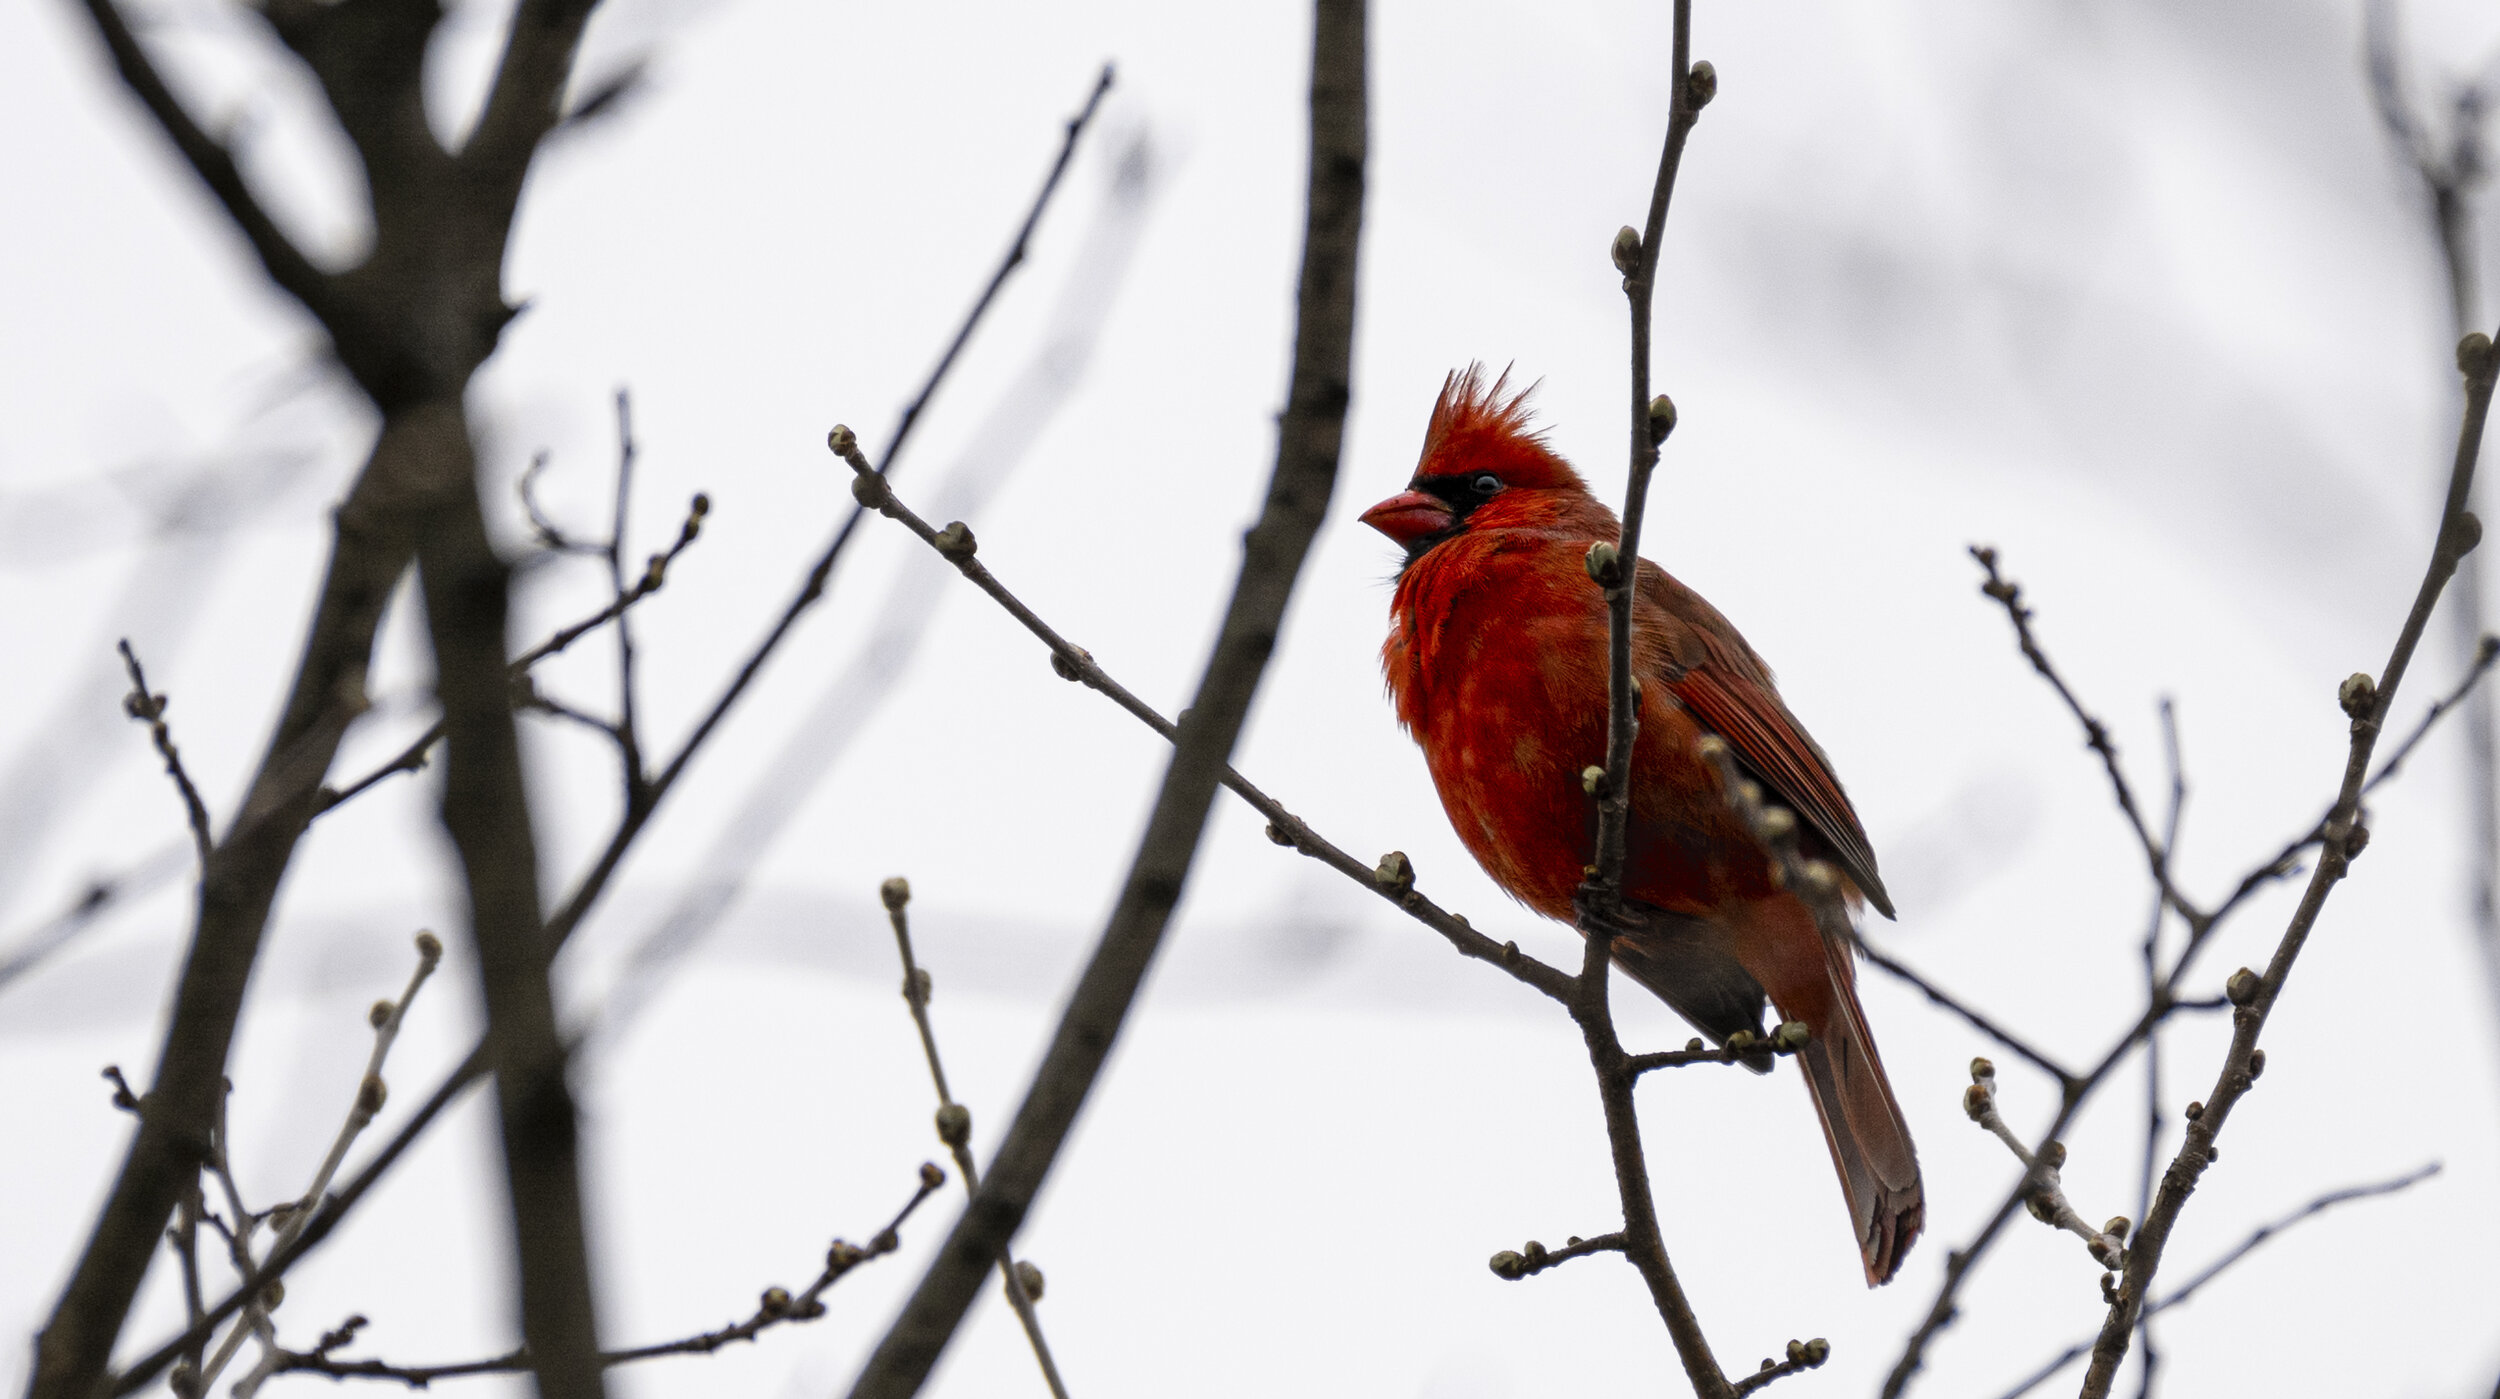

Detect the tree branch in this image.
[880,880,1071,1399]
[1558,8,1740,1397]
[115,641,213,867]
[837,453,1571,1005]
[269,1168,946,1386]
[1988,1162,2440,1399]
[2077,329,2500,1397]
[72,0,338,321]
[414,442,606,1398]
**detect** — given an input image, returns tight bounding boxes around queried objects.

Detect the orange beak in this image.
[1359,489,1454,548]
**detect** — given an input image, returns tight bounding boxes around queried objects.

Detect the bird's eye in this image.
[1471,473,1502,496]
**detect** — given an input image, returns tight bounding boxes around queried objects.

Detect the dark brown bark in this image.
[842,3,1366,1392]
[34,1,606,1393]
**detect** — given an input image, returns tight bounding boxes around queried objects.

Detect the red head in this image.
[1359,364,1591,561]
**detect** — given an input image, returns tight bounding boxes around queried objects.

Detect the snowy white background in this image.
[4,0,2499,1396]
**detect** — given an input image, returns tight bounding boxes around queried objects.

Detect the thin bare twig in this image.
[1555,9,1739,1397]
[1854,935,2079,1090]
[1730,1339,1832,1398]
[115,641,213,866]
[1989,1162,2441,1399]
[310,494,707,819]
[1960,1060,2126,1269]
[1486,1231,1627,1280]
[1969,547,2202,928]
[2362,633,2500,793]
[836,451,1571,1005]
[1626,1024,1806,1076]
[189,933,445,1396]
[2078,332,2500,1397]
[880,880,1071,1398]
[270,1168,947,1386]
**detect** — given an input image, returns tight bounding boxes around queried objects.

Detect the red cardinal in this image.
[1362,365,1922,1285]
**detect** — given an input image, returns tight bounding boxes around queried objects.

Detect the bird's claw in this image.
[1571,886,1641,942]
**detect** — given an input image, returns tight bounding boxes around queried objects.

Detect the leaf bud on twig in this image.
[828,424,859,455]
[851,472,890,510]
[2447,510,2484,560]
[2248,1049,2266,1079]
[1584,540,1622,586]
[1050,646,1093,682]
[1648,393,1678,440]
[934,521,978,561]
[1013,1259,1046,1301]
[880,877,912,912]
[1772,1020,1810,1052]
[2338,672,2377,719]
[1801,1339,1830,1366]
[415,930,442,964]
[2458,330,2493,376]
[355,1075,387,1116]
[1581,764,1608,797]
[1610,225,1642,275]
[368,1000,393,1029]
[919,1161,946,1189]
[1970,1056,1997,1083]
[1489,1249,1528,1280]
[2225,967,2259,1005]
[2184,1100,2204,1121]
[1685,59,1718,110]
[1373,850,1416,897]
[760,1286,792,1318]
[1963,1084,1991,1122]
[935,1102,972,1147]
[1725,1029,1758,1055]
[1264,821,1294,847]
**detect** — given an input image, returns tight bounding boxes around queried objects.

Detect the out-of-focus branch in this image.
[114,642,213,866]
[844,3,1363,1388]
[580,79,1141,1044]
[72,0,338,321]
[269,1168,946,1386]
[416,438,606,1399]
[0,844,189,997]
[41,0,608,1381]
[2078,331,2500,1398]
[312,486,708,819]
[880,879,1071,1399]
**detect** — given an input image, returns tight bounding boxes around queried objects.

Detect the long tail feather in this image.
[1797,967,1923,1285]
